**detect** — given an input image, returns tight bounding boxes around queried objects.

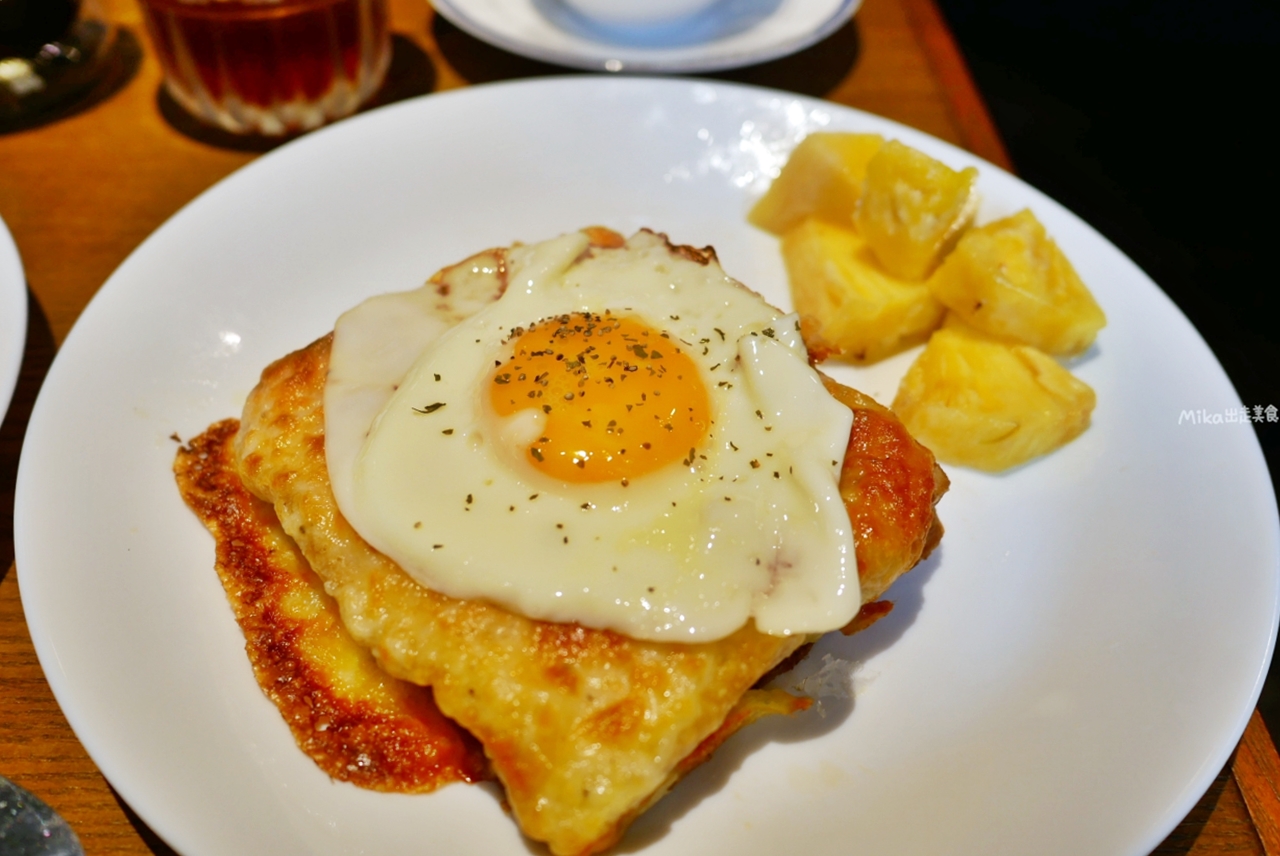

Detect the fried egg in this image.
[326,229,857,642]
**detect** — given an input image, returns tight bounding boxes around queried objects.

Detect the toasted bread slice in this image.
[180,230,946,855]
[228,332,941,855]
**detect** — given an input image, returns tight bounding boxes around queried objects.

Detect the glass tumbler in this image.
[137,0,390,136]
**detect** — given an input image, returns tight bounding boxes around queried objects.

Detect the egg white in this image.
[327,230,858,642]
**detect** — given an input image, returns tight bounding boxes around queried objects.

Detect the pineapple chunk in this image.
[892,324,1096,472]
[940,309,1020,341]
[929,208,1106,356]
[748,133,885,235]
[854,140,979,281]
[782,218,945,363]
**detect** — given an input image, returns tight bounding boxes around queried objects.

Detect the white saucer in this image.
[430,0,862,73]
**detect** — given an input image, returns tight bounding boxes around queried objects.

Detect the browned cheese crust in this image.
[231,343,944,854]
[824,377,948,605]
[232,333,811,855]
[184,229,946,856]
[174,420,489,790]
[177,417,810,817]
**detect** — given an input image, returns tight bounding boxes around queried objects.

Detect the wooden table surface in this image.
[1,0,1277,853]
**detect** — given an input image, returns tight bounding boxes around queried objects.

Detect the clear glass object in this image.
[136,0,391,136]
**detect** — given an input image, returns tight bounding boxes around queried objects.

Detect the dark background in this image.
[931,0,1280,730]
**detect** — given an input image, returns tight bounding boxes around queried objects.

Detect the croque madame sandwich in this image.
[175,227,947,855]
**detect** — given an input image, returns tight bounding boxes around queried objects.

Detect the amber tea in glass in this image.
[138,0,390,136]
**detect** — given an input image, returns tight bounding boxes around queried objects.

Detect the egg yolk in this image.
[489,312,711,483]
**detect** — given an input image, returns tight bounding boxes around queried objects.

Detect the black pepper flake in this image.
[714,327,725,341]
[414,521,422,529]
[413,402,447,414]
[750,459,760,468]
[433,543,444,549]
[529,493,540,500]
[442,428,454,435]
[434,373,441,381]
[729,441,738,451]
[531,447,544,461]
[465,494,473,504]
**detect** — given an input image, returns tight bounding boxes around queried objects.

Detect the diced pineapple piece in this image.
[781,218,945,364]
[748,133,885,235]
[854,140,979,281]
[892,325,1096,472]
[940,309,1019,341]
[928,208,1106,356]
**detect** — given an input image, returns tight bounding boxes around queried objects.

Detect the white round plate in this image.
[430,0,860,72]
[16,77,1280,856]
[0,214,26,422]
